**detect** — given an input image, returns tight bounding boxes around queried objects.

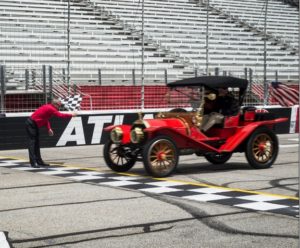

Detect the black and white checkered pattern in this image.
[0,158,298,218]
[60,94,82,111]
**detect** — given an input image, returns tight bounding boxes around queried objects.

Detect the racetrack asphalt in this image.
[0,133,298,248]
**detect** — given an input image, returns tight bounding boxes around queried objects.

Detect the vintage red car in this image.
[103,76,288,177]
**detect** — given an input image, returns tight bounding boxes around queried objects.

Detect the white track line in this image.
[280,144,299,148]
[0,232,11,248]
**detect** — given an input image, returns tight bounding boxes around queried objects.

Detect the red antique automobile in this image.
[103,76,288,177]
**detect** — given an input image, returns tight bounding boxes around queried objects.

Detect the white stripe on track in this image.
[0,232,11,248]
[279,144,299,148]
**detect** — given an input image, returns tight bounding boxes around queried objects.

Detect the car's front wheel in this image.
[204,153,232,164]
[143,136,179,177]
[245,127,278,169]
[103,140,137,172]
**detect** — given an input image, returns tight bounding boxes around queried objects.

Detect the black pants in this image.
[25,118,42,165]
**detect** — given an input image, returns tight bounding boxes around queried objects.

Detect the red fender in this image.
[218,118,288,152]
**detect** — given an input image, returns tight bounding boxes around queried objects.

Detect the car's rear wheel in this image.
[204,153,232,164]
[245,127,278,169]
[143,136,178,177]
[103,140,137,172]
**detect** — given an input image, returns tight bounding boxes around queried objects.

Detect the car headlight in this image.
[110,127,123,143]
[130,127,144,144]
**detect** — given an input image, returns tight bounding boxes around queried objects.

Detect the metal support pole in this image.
[0,66,5,113]
[205,0,210,76]
[263,0,269,106]
[42,65,47,103]
[98,69,102,85]
[164,69,168,84]
[32,69,36,87]
[194,68,198,77]
[298,4,300,238]
[62,68,66,84]
[67,0,71,94]
[141,0,145,110]
[244,67,248,80]
[25,69,29,90]
[49,66,53,100]
[249,68,253,92]
[275,70,278,82]
[132,69,136,86]
[215,67,219,76]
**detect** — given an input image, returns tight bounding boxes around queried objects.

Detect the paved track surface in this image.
[0,134,298,248]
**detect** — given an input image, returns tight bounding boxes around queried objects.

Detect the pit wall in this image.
[0,106,297,151]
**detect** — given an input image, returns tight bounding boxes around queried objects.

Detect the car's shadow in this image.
[129,162,252,177]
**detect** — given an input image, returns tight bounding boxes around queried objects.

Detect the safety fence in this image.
[1,64,297,113]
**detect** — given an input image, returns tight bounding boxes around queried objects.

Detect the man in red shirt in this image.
[25,98,77,168]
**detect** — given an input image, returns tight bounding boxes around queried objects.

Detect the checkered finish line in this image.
[0,158,298,218]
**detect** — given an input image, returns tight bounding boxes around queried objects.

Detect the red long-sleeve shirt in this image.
[31,104,72,130]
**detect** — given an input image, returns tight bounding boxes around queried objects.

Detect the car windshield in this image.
[166,86,204,110]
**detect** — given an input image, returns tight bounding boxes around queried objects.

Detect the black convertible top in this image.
[168,76,248,90]
[168,76,249,105]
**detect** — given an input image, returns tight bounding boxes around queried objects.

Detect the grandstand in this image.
[0,0,299,111]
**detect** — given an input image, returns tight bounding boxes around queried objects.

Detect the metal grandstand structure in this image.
[0,0,299,112]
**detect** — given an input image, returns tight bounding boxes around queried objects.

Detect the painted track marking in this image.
[0,156,298,217]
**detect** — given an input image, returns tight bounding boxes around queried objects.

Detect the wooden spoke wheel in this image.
[103,140,137,172]
[143,136,178,177]
[245,127,278,169]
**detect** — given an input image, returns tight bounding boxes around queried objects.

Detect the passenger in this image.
[201,87,239,132]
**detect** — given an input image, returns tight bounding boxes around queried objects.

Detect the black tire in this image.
[204,153,232,164]
[103,140,137,172]
[245,126,278,169]
[142,136,179,177]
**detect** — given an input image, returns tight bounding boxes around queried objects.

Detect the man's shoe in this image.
[37,160,50,167]
[38,162,50,167]
[31,163,40,168]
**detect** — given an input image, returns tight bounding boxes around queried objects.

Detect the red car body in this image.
[103,76,288,177]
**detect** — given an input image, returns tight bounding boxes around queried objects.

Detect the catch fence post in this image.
[164,69,168,84]
[132,69,136,86]
[42,65,47,103]
[98,69,102,85]
[215,67,219,76]
[249,68,253,92]
[49,66,53,100]
[0,66,6,113]
[25,69,29,90]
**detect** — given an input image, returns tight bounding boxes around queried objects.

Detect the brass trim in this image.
[177,117,191,136]
[111,127,123,143]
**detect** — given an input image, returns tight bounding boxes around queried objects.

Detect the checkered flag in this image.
[60,94,82,111]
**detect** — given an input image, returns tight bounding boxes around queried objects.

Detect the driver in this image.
[201,87,239,132]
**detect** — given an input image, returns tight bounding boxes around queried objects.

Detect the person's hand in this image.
[72,112,77,117]
[48,129,54,136]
